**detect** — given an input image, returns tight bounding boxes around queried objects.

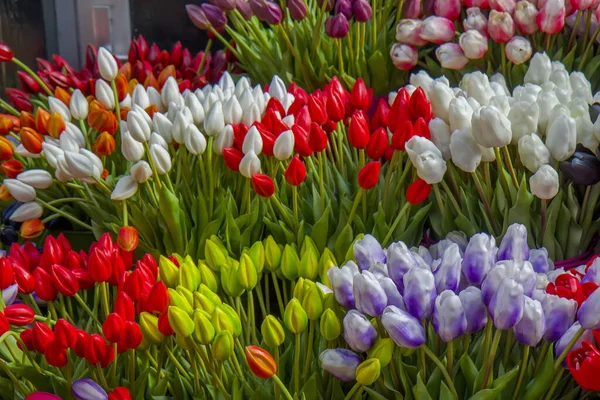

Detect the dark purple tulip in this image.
[209,0,237,11]
[589,103,600,123]
[186,4,210,29]
[202,3,228,29]
[236,0,254,19]
[325,14,350,38]
[264,1,283,24]
[353,0,372,22]
[559,149,600,186]
[381,305,426,348]
[335,0,353,19]
[317,0,335,11]
[288,0,308,20]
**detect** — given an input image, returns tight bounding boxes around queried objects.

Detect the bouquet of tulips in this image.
[0,222,599,399]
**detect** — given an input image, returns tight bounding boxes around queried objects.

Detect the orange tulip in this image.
[101,169,109,180]
[35,108,50,135]
[88,100,107,114]
[0,184,13,201]
[0,137,14,160]
[47,112,66,139]
[118,226,139,252]
[94,132,116,156]
[145,105,159,119]
[21,219,44,239]
[158,65,176,89]
[120,107,131,121]
[87,109,117,135]
[20,127,43,154]
[20,112,35,129]
[128,79,139,94]
[144,74,159,90]
[54,87,71,106]
[0,116,14,136]
[245,346,277,379]
[1,160,23,178]
[115,74,129,101]
[119,62,132,80]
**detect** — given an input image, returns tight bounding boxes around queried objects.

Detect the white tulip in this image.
[172,111,191,144]
[204,101,225,137]
[524,52,552,85]
[121,130,145,162]
[429,81,455,122]
[471,106,512,148]
[570,71,593,104]
[64,123,86,147]
[537,90,560,133]
[130,161,153,183]
[242,126,263,155]
[132,84,150,109]
[120,94,131,109]
[282,93,295,113]
[48,97,71,122]
[508,101,539,143]
[80,149,102,178]
[10,202,43,222]
[95,80,115,110]
[464,71,494,106]
[239,89,255,110]
[252,85,266,112]
[282,115,295,128]
[530,165,559,200]
[545,114,576,161]
[405,137,447,184]
[55,167,71,183]
[213,125,235,155]
[147,87,164,112]
[69,90,88,120]
[161,77,183,108]
[569,98,590,121]
[239,151,261,178]
[448,97,473,132]
[235,77,251,98]
[131,104,153,126]
[150,144,172,174]
[269,75,287,102]
[490,81,510,97]
[218,71,235,91]
[518,134,551,173]
[488,95,512,116]
[153,112,173,143]
[150,132,169,150]
[429,118,452,160]
[41,142,63,169]
[576,117,598,152]
[4,179,36,202]
[410,71,434,96]
[184,124,207,155]
[98,47,118,81]
[127,110,151,143]
[185,92,205,125]
[273,130,295,160]
[450,129,482,173]
[242,103,261,127]
[15,144,40,159]
[223,96,243,125]
[213,86,225,102]
[17,169,53,189]
[64,151,93,178]
[111,176,138,200]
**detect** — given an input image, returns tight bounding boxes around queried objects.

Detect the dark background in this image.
[0,0,211,88]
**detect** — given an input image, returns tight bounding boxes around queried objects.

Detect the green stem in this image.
[197,39,213,75]
[346,189,364,227]
[382,201,411,246]
[0,99,20,116]
[421,345,459,399]
[111,80,121,122]
[447,339,454,378]
[303,320,315,382]
[579,23,600,69]
[472,171,500,235]
[35,199,93,230]
[554,327,585,369]
[73,293,102,326]
[344,382,362,400]
[129,349,135,393]
[294,333,301,394]
[482,328,503,389]
[433,184,445,214]
[501,146,519,188]
[272,374,295,400]
[511,346,530,400]
[272,272,285,317]
[568,11,582,50]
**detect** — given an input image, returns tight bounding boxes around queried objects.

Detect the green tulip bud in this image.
[356,359,381,386]
[193,292,217,313]
[192,310,216,345]
[176,334,195,350]
[171,254,185,266]
[159,255,179,288]
[293,277,307,301]
[168,306,195,337]
[220,304,242,337]
[211,306,236,336]
[284,298,308,334]
[345,234,364,263]
[220,262,244,297]
[300,237,318,257]
[280,245,300,280]
[176,286,195,308]
[302,284,323,321]
[178,262,201,292]
[368,338,395,367]
[320,309,341,341]
[298,248,319,280]
[261,315,285,347]
[264,236,282,272]
[139,312,164,344]
[205,238,228,271]
[199,284,222,306]
[249,241,265,274]
[212,331,234,361]
[168,288,193,314]
[198,261,218,292]
[238,253,258,291]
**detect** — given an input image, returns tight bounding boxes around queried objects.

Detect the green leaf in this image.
[300,372,319,398]
[425,366,442,399]
[439,382,454,400]
[367,51,390,97]
[521,347,554,400]
[311,204,330,252]
[334,224,353,262]
[459,353,478,394]
[470,366,518,400]
[134,369,150,400]
[507,174,534,248]
[398,203,432,245]
[412,372,433,400]
[562,44,578,71]
[158,186,185,255]
[584,54,600,78]
[365,386,395,400]
[225,203,241,255]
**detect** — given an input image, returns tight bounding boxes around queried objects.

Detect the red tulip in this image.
[71,268,95,290]
[74,330,89,358]
[88,248,112,283]
[0,312,9,336]
[1,159,23,178]
[308,96,328,126]
[366,127,389,160]
[56,233,73,254]
[223,148,244,172]
[406,179,432,205]
[413,117,431,140]
[64,250,83,270]
[32,322,54,353]
[9,243,31,271]
[292,125,313,157]
[350,78,372,111]
[370,99,390,131]
[115,291,135,321]
[326,90,345,123]
[145,281,168,314]
[122,321,143,349]
[348,111,370,149]
[123,270,148,302]
[266,97,286,117]
[140,254,158,281]
[308,122,328,153]
[568,341,600,391]
[120,249,134,270]
[391,120,413,151]
[0,43,14,62]
[33,268,57,302]
[44,341,68,367]
[409,87,432,122]
[245,345,277,379]
[109,387,132,400]
[19,328,34,351]
[4,304,35,326]
[252,174,276,197]
[50,264,79,297]
[389,89,411,132]
[0,257,14,289]
[54,319,78,348]
[13,264,35,294]
[284,156,307,186]
[294,105,312,132]
[108,252,127,287]
[358,161,381,190]
[103,313,125,343]
[85,334,109,365]
[39,236,64,270]
[158,310,174,336]
[98,232,116,253]
[17,71,41,94]
[23,241,40,268]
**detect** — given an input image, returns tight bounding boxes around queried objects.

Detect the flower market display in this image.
[5,0,600,398]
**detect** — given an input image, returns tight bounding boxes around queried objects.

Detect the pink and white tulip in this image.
[505,36,533,64]
[462,0,490,8]
[536,0,566,34]
[463,7,489,36]
[420,16,456,44]
[488,10,515,43]
[490,0,517,13]
[436,43,469,70]
[515,1,539,35]
[570,0,594,10]
[459,30,489,59]
[403,0,422,18]
[390,43,419,70]
[396,19,428,46]
[434,0,461,20]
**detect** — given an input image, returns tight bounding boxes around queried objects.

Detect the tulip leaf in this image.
[134,369,150,400]
[556,204,571,255]
[158,186,185,255]
[454,212,477,238]
[584,54,600,79]
[469,366,519,400]
[225,206,241,255]
[367,51,390,101]
[562,44,578,71]
[567,184,580,223]
[426,366,442,399]
[566,218,584,260]
[520,347,554,400]
[398,204,432,245]
[150,368,169,395]
[300,372,319,399]
[7,364,55,393]
[197,216,225,260]
[334,224,354,263]
[311,204,331,252]
[439,382,455,400]
[412,372,433,400]
[459,354,477,394]
[507,175,534,248]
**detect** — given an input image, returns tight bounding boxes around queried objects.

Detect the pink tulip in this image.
[463,7,489,36]
[459,30,489,59]
[390,43,419,70]
[488,10,515,43]
[403,0,422,18]
[597,4,600,21]
[505,36,533,64]
[536,0,565,34]
[434,0,461,20]
[25,394,61,400]
[396,19,428,46]
[490,0,517,13]
[436,43,469,70]
[515,1,539,34]
[420,16,456,44]
[570,0,594,9]
[462,0,490,8]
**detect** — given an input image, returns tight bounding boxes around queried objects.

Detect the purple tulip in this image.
[488,278,524,330]
[434,243,462,293]
[381,305,426,348]
[317,0,335,11]
[72,378,108,400]
[25,393,62,400]
[2,284,18,306]
[458,287,488,333]
[353,0,372,22]
[582,259,600,285]
[202,4,228,29]
[319,348,360,381]
[412,245,433,266]
[209,0,237,11]
[482,260,535,305]
[555,322,593,361]
[403,0,421,18]
[328,261,359,309]
[387,241,419,293]
[528,248,553,273]
[368,262,388,279]
[287,0,308,20]
[335,0,353,19]
[186,4,210,30]
[433,291,467,342]
[403,267,436,319]
[263,1,283,24]
[577,286,600,329]
[354,234,386,271]
[513,297,545,346]
[343,310,377,352]
[497,223,529,262]
[462,233,496,285]
[236,0,254,19]
[542,294,578,341]
[379,276,405,309]
[325,14,350,38]
[354,271,388,316]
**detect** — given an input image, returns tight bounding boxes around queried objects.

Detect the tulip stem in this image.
[569,11,582,51]
[382,151,398,213]
[197,40,212,75]
[446,340,454,378]
[11,58,53,96]
[143,142,162,190]
[111,80,121,123]
[433,184,445,215]
[554,327,585,370]
[293,333,301,394]
[421,345,459,399]
[35,199,94,231]
[271,272,285,317]
[292,185,299,229]
[344,382,362,400]
[482,328,503,389]
[100,282,111,320]
[541,199,547,245]
[511,346,530,400]
[272,374,295,400]
[0,99,20,116]
[579,23,600,69]
[207,137,215,218]
[472,171,500,235]
[303,320,316,382]
[382,201,411,247]
[494,147,512,203]
[347,189,364,227]
[318,151,327,212]
[73,293,101,327]
[543,369,565,400]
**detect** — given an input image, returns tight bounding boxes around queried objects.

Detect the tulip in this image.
[328,262,358,308]
[354,234,386,271]
[435,243,463,293]
[111,176,138,200]
[405,137,447,184]
[577,287,600,329]
[204,101,225,137]
[556,322,593,359]
[449,129,483,173]
[435,43,469,70]
[420,16,455,44]
[456,287,487,333]
[343,310,377,352]
[98,48,118,81]
[121,130,144,162]
[524,52,552,85]
[353,271,388,317]
[242,126,263,155]
[21,219,44,239]
[546,114,576,161]
[433,291,467,342]
[95,80,115,110]
[272,130,294,160]
[488,10,515,43]
[245,345,277,379]
[459,30,488,59]
[390,43,418,71]
[150,144,172,174]
[130,160,153,184]
[505,36,533,65]
[529,165,559,200]
[463,7,488,35]
[515,1,538,34]
[117,226,139,252]
[284,156,306,186]
[357,161,381,189]
[0,43,14,62]
[489,278,525,329]
[284,298,308,334]
[381,305,426,348]
[395,20,427,46]
[239,151,260,178]
[536,0,565,34]
[9,202,43,223]
[465,72,494,106]
[127,110,151,143]
[17,169,53,190]
[320,348,360,381]
[1,284,18,306]
[513,297,545,346]
[403,267,436,319]
[433,0,460,20]
[325,14,349,38]
[428,118,451,160]
[69,90,89,121]
[4,179,35,202]
[472,106,512,148]
[72,378,108,400]
[568,341,600,392]
[252,174,275,197]
[507,101,539,145]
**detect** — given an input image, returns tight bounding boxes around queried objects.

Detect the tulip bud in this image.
[546,114,576,161]
[524,52,552,85]
[505,36,533,65]
[4,179,36,202]
[213,125,234,155]
[167,306,194,337]
[273,130,295,160]
[320,308,342,341]
[139,312,164,344]
[96,79,115,110]
[390,43,418,70]
[320,348,360,381]
[261,315,285,347]
[10,202,43,223]
[529,165,559,200]
[239,151,261,178]
[110,176,138,200]
[536,0,565,34]
[98,47,118,81]
[449,129,482,173]
[191,310,215,345]
[284,298,308,334]
[205,101,225,137]
[436,43,469,70]
[471,105,512,148]
[358,161,381,190]
[150,144,172,174]
[130,160,153,183]
[302,284,324,320]
[381,305,426,348]
[488,10,515,43]
[183,124,207,155]
[17,169,53,190]
[72,379,108,400]
[354,358,380,386]
[459,30,488,59]
[463,7,488,35]
[457,287,488,334]
[245,345,277,379]
[325,14,349,38]
[0,44,14,62]
[420,16,455,44]
[343,310,377,352]
[70,90,89,120]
